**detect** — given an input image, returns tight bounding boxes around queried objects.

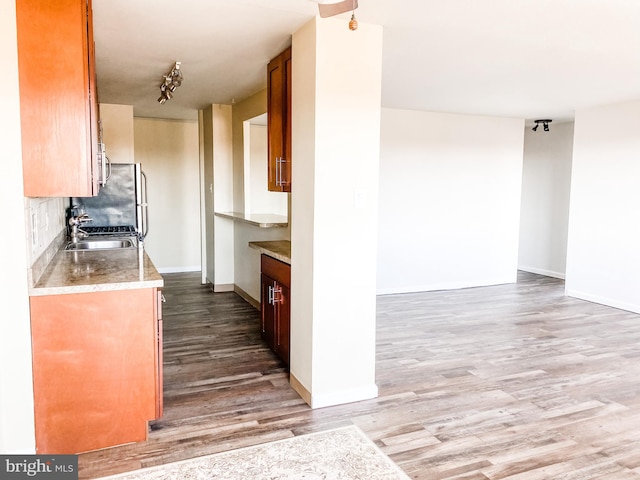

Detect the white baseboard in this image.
[157,265,201,274]
[234,285,260,310]
[310,384,379,410]
[518,265,565,279]
[565,288,640,315]
[214,283,234,293]
[376,277,516,296]
[290,374,378,410]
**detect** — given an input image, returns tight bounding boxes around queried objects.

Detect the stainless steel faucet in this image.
[68,213,92,243]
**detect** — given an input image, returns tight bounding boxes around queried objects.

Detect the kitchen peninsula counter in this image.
[30,246,163,296]
[248,240,291,264]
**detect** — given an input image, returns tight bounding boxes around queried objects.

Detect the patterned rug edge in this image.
[94,425,410,480]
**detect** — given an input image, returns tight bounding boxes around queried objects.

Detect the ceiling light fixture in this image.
[349,0,358,31]
[157,61,183,104]
[312,0,359,30]
[532,119,552,132]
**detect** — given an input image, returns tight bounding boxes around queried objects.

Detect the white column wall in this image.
[291,17,382,408]
[0,0,36,453]
[202,106,216,285]
[565,101,640,313]
[518,122,574,279]
[212,105,235,289]
[202,104,235,289]
[377,109,525,294]
[289,20,316,396]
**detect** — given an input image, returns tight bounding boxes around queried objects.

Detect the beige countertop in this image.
[30,244,163,296]
[248,240,291,265]
[215,211,288,228]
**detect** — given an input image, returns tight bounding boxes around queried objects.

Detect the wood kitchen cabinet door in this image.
[274,282,290,366]
[16,0,101,197]
[267,46,292,193]
[30,288,158,454]
[260,254,291,367]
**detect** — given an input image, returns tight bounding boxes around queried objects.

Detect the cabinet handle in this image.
[97,121,111,187]
[273,285,282,304]
[276,157,287,187]
[268,285,274,305]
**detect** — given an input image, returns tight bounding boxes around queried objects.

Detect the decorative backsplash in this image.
[24,197,67,284]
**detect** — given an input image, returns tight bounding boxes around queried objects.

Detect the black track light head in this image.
[533,119,552,132]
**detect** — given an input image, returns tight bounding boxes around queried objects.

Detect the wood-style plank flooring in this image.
[79,271,640,479]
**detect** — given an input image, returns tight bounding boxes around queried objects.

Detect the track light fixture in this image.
[532,119,552,132]
[157,61,183,104]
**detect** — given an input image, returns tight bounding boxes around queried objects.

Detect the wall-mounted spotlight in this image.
[532,119,552,132]
[157,61,183,104]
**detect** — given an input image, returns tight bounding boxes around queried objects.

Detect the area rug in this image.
[96,425,410,480]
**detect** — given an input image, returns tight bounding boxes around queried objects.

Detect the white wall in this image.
[233,91,267,214]
[234,122,290,301]
[134,117,201,272]
[0,0,36,452]
[377,109,525,294]
[234,223,290,301]
[99,103,134,164]
[518,122,574,279]
[230,91,290,298]
[246,124,288,216]
[291,17,382,408]
[565,100,640,313]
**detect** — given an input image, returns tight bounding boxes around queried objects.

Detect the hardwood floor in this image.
[79,271,640,479]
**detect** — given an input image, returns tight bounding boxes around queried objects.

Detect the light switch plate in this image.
[354,189,367,210]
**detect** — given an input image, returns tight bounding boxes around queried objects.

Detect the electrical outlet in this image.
[354,189,367,210]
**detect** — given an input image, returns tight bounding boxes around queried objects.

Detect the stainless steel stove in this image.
[71,163,147,240]
[82,225,137,236]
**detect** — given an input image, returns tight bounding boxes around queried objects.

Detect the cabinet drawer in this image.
[261,254,290,287]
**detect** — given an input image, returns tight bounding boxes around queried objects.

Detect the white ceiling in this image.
[93,0,640,124]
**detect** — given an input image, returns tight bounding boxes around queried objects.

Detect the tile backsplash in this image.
[24,197,67,282]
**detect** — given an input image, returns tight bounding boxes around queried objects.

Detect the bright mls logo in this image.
[1,455,77,479]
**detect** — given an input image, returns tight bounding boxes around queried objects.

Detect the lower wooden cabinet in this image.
[29,287,162,454]
[260,254,290,366]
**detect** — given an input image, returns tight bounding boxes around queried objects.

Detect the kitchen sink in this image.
[65,238,137,251]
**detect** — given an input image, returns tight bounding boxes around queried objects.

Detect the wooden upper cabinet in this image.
[267,47,292,193]
[16,0,101,197]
